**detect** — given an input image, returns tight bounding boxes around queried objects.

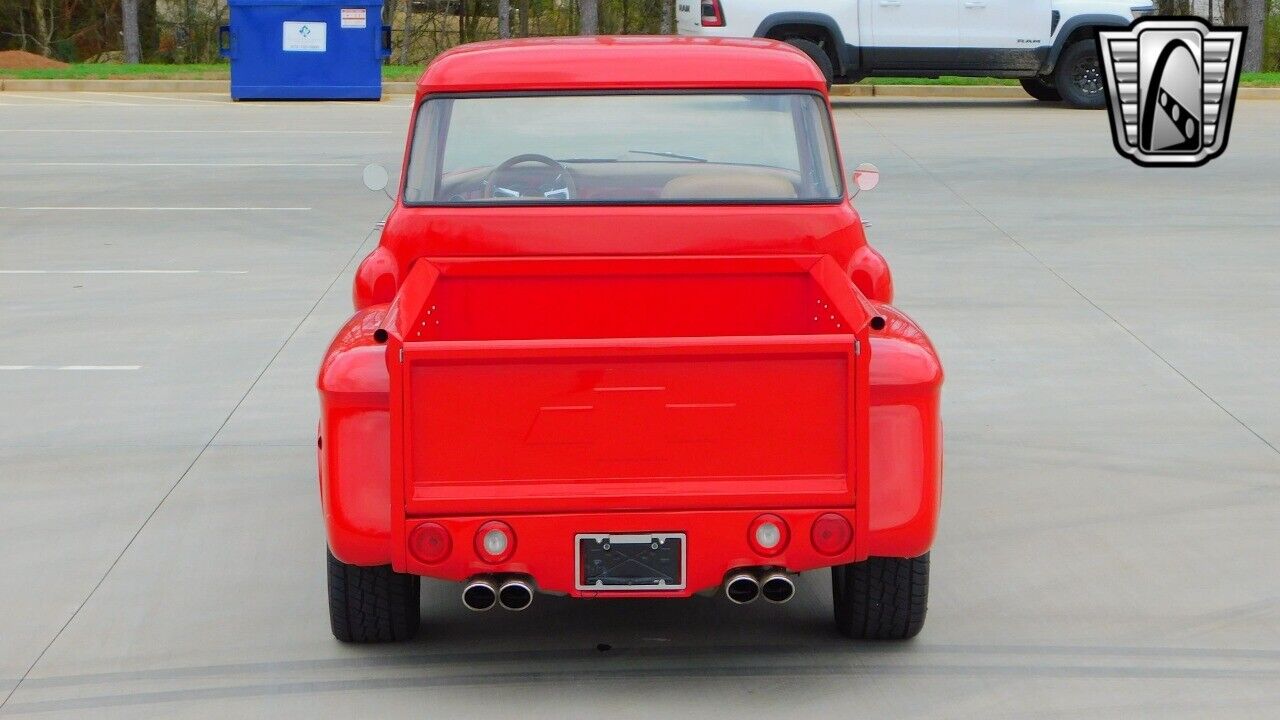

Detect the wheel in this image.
[785,38,834,88]
[1020,76,1062,102]
[1053,40,1106,109]
[327,548,420,643]
[832,554,929,640]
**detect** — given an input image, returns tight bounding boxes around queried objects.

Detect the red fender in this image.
[866,304,943,557]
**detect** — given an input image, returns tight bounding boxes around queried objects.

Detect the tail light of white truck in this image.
[701,0,725,27]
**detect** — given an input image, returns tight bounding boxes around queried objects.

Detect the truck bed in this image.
[383,255,873,516]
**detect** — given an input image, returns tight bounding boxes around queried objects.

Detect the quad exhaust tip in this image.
[498,579,534,611]
[725,573,761,604]
[462,579,498,612]
[760,572,796,604]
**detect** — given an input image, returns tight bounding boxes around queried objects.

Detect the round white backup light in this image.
[755,522,782,549]
[748,514,789,556]
[483,528,509,556]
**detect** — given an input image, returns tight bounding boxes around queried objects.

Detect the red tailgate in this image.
[384,256,873,517]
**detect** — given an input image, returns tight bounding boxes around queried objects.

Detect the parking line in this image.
[0,270,248,274]
[0,365,141,371]
[0,206,311,211]
[0,93,144,106]
[0,129,394,134]
[0,162,361,167]
[76,92,230,105]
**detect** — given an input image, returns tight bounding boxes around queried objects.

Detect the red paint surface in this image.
[318,38,942,596]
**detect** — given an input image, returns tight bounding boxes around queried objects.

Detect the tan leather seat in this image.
[660,172,798,200]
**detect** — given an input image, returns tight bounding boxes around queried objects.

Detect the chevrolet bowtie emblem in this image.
[1098,17,1247,167]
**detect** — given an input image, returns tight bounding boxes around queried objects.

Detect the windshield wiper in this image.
[627,149,708,162]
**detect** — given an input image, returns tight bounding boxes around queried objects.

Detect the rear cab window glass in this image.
[403,92,843,205]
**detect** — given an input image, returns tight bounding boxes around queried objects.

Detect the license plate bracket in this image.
[575,533,686,591]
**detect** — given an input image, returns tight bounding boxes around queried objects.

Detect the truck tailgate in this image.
[385,256,872,516]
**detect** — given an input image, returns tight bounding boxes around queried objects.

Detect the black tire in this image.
[832,554,929,640]
[1053,40,1106,109]
[1020,77,1062,102]
[327,548,420,643]
[785,38,834,88]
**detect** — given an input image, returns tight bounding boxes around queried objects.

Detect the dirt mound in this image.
[0,50,70,70]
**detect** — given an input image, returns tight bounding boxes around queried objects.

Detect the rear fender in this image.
[318,306,394,565]
[850,244,893,304]
[866,304,943,557]
[1045,13,1130,73]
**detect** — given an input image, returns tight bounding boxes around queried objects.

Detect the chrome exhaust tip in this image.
[760,572,796,604]
[497,579,534,612]
[462,578,498,612]
[725,573,761,604]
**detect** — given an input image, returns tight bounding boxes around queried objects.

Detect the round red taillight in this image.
[748,514,789,556]
[409,522,452,564]
[474,520,515,563]
[810,513,853,555]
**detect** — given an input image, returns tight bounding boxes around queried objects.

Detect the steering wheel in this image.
[482,153,577,200]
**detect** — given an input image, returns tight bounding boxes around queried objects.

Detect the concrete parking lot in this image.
[1,91,1277,718]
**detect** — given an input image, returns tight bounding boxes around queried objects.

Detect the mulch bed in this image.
[0,50,70,69]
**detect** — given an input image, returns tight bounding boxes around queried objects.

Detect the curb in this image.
[1239,86,1280,100]
[0,78,230,93]
[3,78,1279,100]
[830,83,1280,101]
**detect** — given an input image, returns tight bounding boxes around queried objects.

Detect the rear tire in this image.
[1020,77,1062,102]
[1054,40,1106,109]
[832,554,929,640]
[785,38,835,88]
[327,548,420,643]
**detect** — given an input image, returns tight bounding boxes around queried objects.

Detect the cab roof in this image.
[416,36,828,95]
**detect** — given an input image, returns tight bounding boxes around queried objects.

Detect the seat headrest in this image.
[660,172,798,200]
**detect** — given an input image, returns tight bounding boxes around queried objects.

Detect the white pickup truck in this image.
[677,0,1155,107]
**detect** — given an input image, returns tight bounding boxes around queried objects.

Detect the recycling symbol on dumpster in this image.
[298,25,311,37]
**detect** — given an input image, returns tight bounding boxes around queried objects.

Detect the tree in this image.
[579,0,598,35]
[400,0,412,64]
[29,0,54,56]
[499,0,511,38]
[1239,0,1266,71]
[121,0,141,63]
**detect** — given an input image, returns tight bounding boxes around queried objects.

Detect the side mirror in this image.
[362,163,390,192]
[850,162,880,197]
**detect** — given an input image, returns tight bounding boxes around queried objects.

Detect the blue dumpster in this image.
[220,0,390,100]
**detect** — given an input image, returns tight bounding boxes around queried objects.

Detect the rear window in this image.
[403,92,843,205]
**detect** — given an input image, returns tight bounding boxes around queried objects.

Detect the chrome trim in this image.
[724,573,761,604]
[760,572,797,604]
[498,579,535,611]
[462,578,498,612]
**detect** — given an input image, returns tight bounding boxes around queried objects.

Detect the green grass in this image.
[1240,71,1280,86]
[383,65,425,81]
[0,63,425,81]
[0,63,232,80]
[3,63,1279,86]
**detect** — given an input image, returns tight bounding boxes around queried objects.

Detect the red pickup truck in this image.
[318,37,942,643]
